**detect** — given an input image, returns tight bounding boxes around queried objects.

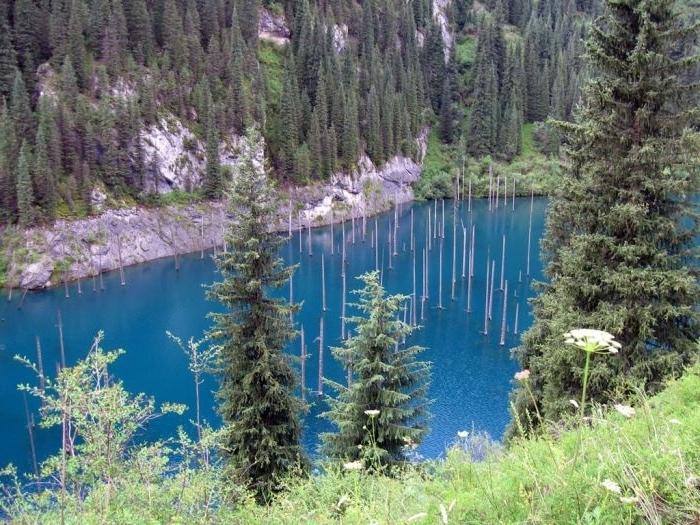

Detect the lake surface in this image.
[0,197,547,474]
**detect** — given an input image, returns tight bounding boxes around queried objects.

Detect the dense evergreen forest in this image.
[0,0,613,227]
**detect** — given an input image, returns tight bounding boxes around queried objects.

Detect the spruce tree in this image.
[511,0,700,434]
[0,20,16,98]
[381,86,395,157]
[341,90,359,170]
[103,0,129,77]
[326,124,337,176]
[124,0,154,63]
[423,22,445,112]
[227,26,246,134]
[204,99,221,198]
[367,85,383,164]
[238,0,259,45]
[13,0,40,72]
[60,56,79,108]
[10,70,33,140]
[86,0,106,50]
[294,143,311,181]
[439,75,454,144]
[322,271,431,469]
[467,56,497,157]
[0,99,17,223]
[16,140,34,227]
[161,0,186,70]
[308,107,322,178]
[34,97,58,220]
[66,0,88,87]
[280,57,300,178]
[207,126,306,502]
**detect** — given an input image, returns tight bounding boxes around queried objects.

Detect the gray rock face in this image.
[258,8,290,45]
[10,130,429,289]
[140,117,245,193]
[331,24,348,53]
[141,119,204,193]
[432,0,453,61]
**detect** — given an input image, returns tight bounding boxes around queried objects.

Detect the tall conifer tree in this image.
[511,0,700,434]
[34,97,58,220]
[0,99,17,223]
[10,70,33,140]
[0,20,16,98]
[322,271,431,469]
[204,98,221,198]
[208,126,306,502]
[16,140,34,227]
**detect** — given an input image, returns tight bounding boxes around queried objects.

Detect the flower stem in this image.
[580,351,591,420]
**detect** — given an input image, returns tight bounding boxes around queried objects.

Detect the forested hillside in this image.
[0,0,693,228]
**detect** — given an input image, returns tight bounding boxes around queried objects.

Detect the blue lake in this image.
[0,197,547,474]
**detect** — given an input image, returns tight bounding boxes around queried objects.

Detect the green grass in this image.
[413,129,459,200]
[259,41,285,106]
[9,365,700,524]
[0,227,28,289]
[414,124,562,200]
[142,189,206,208]
[519,122,536,158]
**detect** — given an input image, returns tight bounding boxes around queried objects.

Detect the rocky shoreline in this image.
[4,143,426,290]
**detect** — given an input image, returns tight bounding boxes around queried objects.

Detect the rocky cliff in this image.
[5,130,428,290]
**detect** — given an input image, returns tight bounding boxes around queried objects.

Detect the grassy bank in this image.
[6,364,699,524]
[414,127,562,201]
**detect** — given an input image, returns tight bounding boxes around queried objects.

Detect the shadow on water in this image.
[0,197,548,473]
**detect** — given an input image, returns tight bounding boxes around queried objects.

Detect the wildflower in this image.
[614,404,635,418]
[407,513,428,523]
[457,430,469,439]
[364,409,380,418]
[514,369,531,381]
[569,399,580,409]
[564,329,621,354]
[620,496,639,505]
[343,460,363,471]
[601,479,622,494]
[670,418,681,425]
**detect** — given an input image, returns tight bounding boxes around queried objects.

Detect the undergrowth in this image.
[5,365,699,524]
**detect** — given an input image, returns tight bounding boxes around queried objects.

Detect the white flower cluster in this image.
[343,460,363,471]
[614,404,635,418]
[564,329,622,354]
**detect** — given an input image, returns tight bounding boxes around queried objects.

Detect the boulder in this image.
[20,259,54,289]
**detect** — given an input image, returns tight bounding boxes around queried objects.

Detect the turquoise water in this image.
[0,197,547,474]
